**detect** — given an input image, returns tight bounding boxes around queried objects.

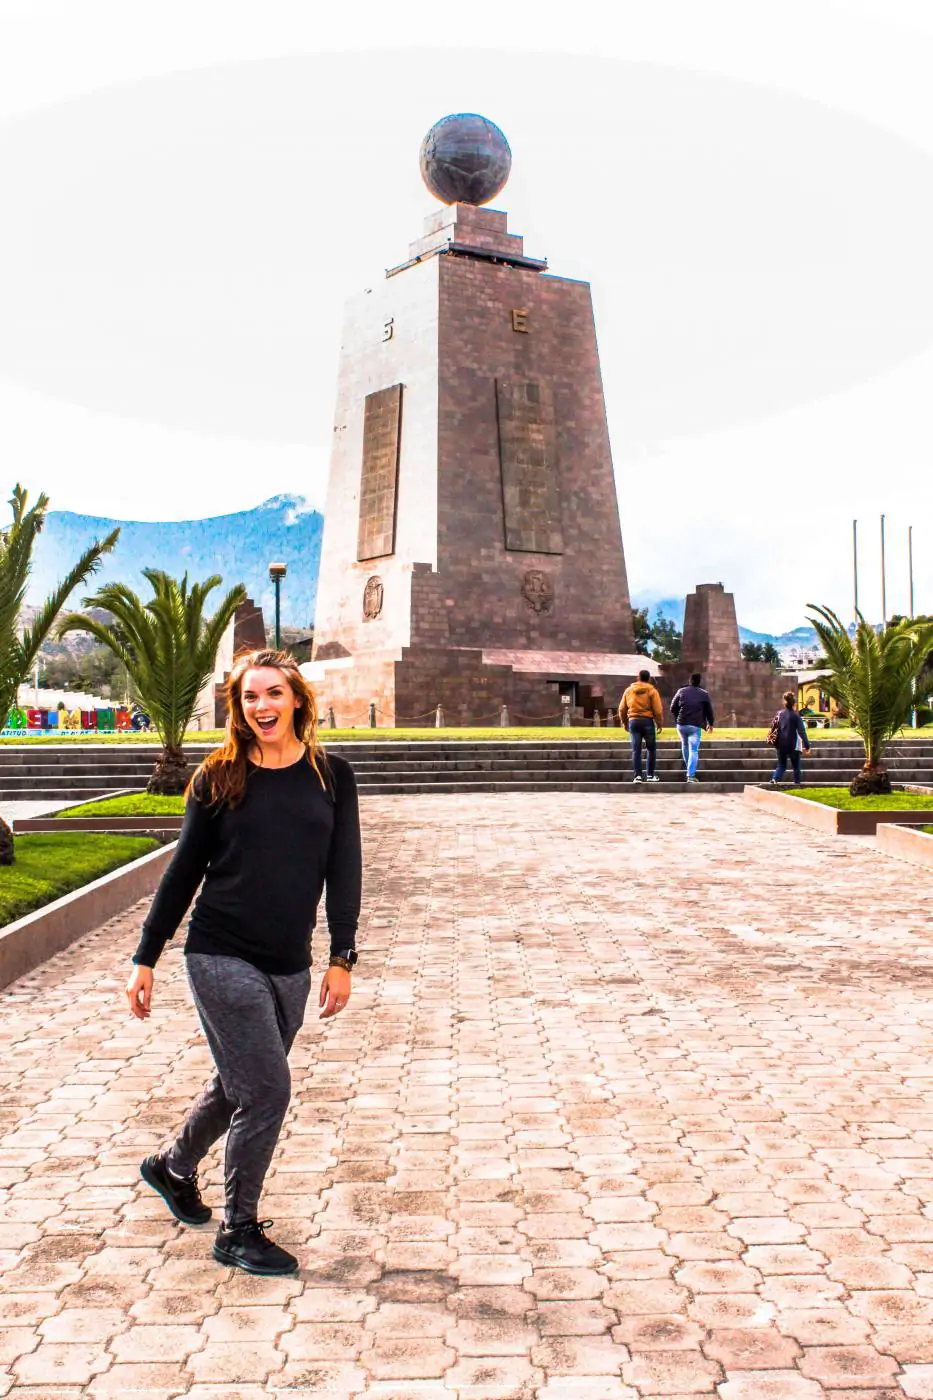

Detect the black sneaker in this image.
[212,1219,298,1276]
[140,1154,212,1225]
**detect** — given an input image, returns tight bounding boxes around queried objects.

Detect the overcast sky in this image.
[0,0,931,632]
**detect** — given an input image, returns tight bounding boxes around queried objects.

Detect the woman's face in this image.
[240,667,301,747]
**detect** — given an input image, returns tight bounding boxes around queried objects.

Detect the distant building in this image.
[780,643,821,669]
[796,668,843,720]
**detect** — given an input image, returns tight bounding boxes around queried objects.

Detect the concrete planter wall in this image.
[0,842,176,991]
[15,814,183,837]
[13,791,183,839]
[744,785,933,835]
[876,823,933,868]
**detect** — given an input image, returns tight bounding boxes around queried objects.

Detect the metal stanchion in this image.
[499,705,510,727]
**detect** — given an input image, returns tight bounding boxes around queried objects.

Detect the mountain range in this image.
[628,592,824,649]
[31,495,323,630]
[31,496,816,645]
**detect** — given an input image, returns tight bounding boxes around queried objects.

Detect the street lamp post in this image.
[268,562,287,649]
[909,525,917,728]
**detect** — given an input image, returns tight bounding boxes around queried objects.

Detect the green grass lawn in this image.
[790,788,933,811]
[62,794,186,818]
[0,833,159,926]
[1,724,931,746]
[924,827,933,837]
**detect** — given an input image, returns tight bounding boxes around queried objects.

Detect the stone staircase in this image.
[0,738,932,799]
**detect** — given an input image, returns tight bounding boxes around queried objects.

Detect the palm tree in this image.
[0,486,119,863]
[60,570,246,793]
[807,604,933,795]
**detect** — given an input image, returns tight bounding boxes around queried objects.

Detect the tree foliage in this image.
[742,640,781,668]
[632,607,652,656]
[632,608,682,662]
[38,643,128,700]
[0,486,118,862]
[0,486,119,727]
[807,604,933,794]
[60,570,246,793]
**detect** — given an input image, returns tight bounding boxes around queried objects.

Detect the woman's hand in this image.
[319,966,351,1019]
[126,964,154,1020]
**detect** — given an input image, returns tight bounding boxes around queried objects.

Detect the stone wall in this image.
[661,582,791,726]
[433,251,634,654]
[314,650,642,729]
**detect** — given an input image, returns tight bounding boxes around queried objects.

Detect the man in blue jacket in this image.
[670,673,715,783]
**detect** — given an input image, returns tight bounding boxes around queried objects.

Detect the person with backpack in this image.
[619,669,664,783]
[767,690,812,786]
[670,672,715,783]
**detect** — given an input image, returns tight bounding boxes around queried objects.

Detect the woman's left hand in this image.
[319,965,351,1019]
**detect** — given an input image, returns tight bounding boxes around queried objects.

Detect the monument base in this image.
[304,647,655,728]
[658,659,788,728]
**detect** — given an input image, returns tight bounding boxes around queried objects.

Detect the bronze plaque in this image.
[496,379,564,554]
[358,384,402,561]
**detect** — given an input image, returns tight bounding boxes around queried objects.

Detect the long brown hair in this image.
[189,648,328,809]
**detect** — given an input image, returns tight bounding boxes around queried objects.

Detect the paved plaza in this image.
[2,792,933,1399]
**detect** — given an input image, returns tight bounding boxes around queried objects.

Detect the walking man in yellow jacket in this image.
[619,669,664,784]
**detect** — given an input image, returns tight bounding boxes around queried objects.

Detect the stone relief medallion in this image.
[521,569,554,615]
[362,575,384,621]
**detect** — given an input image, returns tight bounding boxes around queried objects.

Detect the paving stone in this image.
[184,1340,285,1382]
[901,1365,933,1398]
[717,1374,825,1399]
[536,1381,637,1399]
[623,1348,722,1392]
[797,1343,901,1385]
[3,792,933,1398]
[702,1327,802,1368]
[612,1315,705,1351]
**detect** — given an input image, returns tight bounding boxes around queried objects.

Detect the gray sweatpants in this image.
[165,953,311,1226]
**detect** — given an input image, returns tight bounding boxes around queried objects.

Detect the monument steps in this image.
[0,741,930,798]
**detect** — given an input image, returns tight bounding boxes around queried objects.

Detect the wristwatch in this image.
[329,949,358,973]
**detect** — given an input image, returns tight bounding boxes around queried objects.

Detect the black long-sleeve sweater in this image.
[132,751,361,975]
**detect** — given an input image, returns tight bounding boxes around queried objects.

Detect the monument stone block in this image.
[310,113,642,724]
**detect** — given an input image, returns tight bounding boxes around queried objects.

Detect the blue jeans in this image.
[677,724,702,778]
[771,748,803,784]
[629,717,656,778]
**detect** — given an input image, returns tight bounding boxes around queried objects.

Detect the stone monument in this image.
[310,114,644,725]
[659,583,788,725]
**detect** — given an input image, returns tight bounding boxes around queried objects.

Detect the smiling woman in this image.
[124,648,362,1277]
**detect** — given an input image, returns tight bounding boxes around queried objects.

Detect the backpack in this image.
[766,712,781,747]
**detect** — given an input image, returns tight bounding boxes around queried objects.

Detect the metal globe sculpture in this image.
[419,113,512,206]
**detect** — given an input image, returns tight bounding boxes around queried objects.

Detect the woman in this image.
[125,649,361,1276]
[768,690,812,787]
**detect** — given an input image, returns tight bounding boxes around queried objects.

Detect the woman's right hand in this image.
[126,964,154,1020]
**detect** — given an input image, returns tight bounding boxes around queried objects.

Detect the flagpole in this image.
[910,524,917,728]
[881,513,887,629]
[909,525,915,618]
